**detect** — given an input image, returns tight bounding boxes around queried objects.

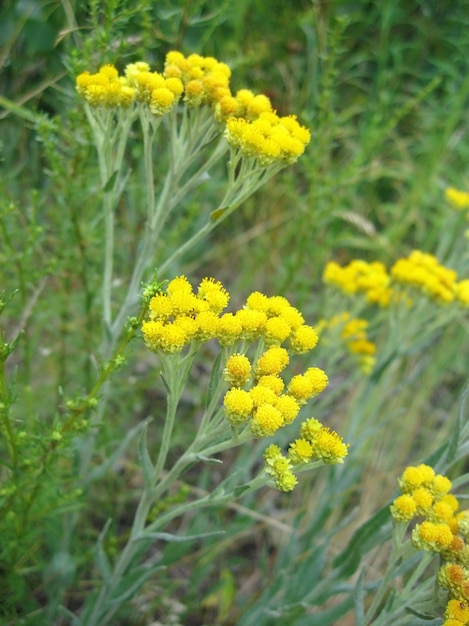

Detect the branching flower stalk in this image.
[77,274,348,625]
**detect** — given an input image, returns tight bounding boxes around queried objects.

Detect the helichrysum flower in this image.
[313,427,349,464]
[411,486,434,515]
[224,354,252,387]
[445,598,469,623]
[225,112,310,166]
[391,251,458,305]
[216,313,243,346]
[289,325,319,353]
[257,374,285,395]
[323,259,392,306]
[274,394,300,424]
[288,374,315,405]
[288,438,314,464]
[446,187,469,210]
[236,308,268,340]
[304,367,329,397]
[197,277,230,313]
[264,316,292,345]
[251,403,284,437]
[224,388,253,425]
[390,494,418,522]
[249,385,279,409]
[255,346,290,377]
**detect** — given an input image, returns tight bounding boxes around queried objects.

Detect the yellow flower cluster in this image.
[316,312,376,375]
[323,259,392,306]
[76,52,310,165]
[263,419,349,492]
[391,464,469,625]
[224,113,311,165]
[142,277,319,355]
[141,275,347,492]
[446,186,469,211]
[324,251,469,308]
[391,250,459,305]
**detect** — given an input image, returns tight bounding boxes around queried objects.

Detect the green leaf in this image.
[132,529,224,543]
[332,505,392,578]
[94,519,113,584]
[205,350,223,410]
[194,453,223,464]
[103,170,119,193]
[57,606,83,625]
[138,420,154,490]
[86,418,150,485]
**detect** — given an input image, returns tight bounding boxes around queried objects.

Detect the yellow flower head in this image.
[141,320,165,352]
[224,353,252,387]
[411,487,434,514]
[445,598,469,623]
[149,293,174,320]
[245,291,270,313]
[279,305,304,330]
[390,494,418,522]
[289,325,319,353]
[288,438,314,464]
[287,374,314,404]
[300,417,323,442]
[150,86,176,115]
[251,403,284,437]
[263,445,298,492]
[445,187,469,210]
[255,346,290,377]
[167,275,193,296]
[197,277,230,314]
[236,308,268,340]
[257,375,285,395]
[313,427,349,464]
[216,313,243,346]
[264,316,292,345]
[249,385,278,408]
[304,367,329,397]
[274,394,300,424]
[194,310,220,341]
[158,323,188,354]
[223,388,253,425]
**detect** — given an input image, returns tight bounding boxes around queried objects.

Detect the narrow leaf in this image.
[132,529,225,543]
[138,420,154,490]
[94,519,113,583]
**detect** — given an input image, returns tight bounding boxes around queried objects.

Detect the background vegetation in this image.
[1,1,469,624]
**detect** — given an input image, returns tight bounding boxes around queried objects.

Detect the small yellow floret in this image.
[255,347,290,377]
[251,404,284,437]
[288,438,313,464]
[390,494,417,522]
[224,353,251,386]
[224,388,253,425]
[289,325,319,353]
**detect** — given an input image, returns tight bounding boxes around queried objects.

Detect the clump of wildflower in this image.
[142,275,346,492]
[391,463,469,622]
[76,64,136,108]
[323,259,392,306]
[225,112,310,166]
[391,251,458,305]
[324,251,469,312]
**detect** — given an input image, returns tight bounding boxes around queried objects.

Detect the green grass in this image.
[2,1,469,624]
